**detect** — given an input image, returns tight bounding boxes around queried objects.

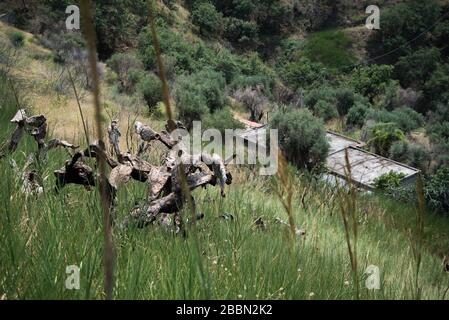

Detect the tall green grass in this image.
[1,71,448,300]
[1,148,448,299]
[305,30,356,70]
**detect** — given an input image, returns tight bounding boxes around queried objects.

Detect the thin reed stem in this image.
[67,68,90,148]
[413,174,425,299]
[146,0,210,299]
[80,0,115,300]
[337,148,359,299]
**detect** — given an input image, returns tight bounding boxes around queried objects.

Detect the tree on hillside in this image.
[174,69,227,128]
[350,65,394,102]
[367,122,405,157]
[191,2,223,37]
[107,52,143,93]
[233,85,269,122]
[270,108,329,170]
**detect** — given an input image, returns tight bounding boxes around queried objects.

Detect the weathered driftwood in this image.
[1,110,78,197]
[0,109,78,160]
[119,120,232,229]
[108,119,121,157]
[0,109,27,158]
[54,152,96,190]
[6,115,233,231]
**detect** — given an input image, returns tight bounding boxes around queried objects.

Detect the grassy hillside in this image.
[1,0,449,300]
[1,66,449,299]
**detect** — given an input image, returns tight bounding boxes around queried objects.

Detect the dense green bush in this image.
[368,122,405,157]
[304,86,335,108]
[407,144,430,172]
[334,87,356,118]
[373,171,406,191]
[304,86,361,122]
[367,107,424,133]
[372,80,399,111]
[202,107,244,133]
[138,26,195,73]
[304,30,355,69]
[224,17,258,49]
[281,58,329,90]
[389,141,430,172]
[8,31,25,47]
[137,73,163,113]
[350,65,394,101]
[427,103,449,169]
[191,2,223,37]
[394,48,441,88]
[212,0,293,37]
[310,100,338,122]
[270,108,329,170]
[174,70,227,128]
[389,140,409,163]
[425,167,449,214]
[427,103,449,144]
[424,63,449,105]
[107,52,144,93]
[368,0,441,63]
[93,0,146,60]
[346,103,370,128]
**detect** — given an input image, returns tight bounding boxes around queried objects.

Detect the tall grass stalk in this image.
[67,68,90,148]
[146,0,210,299]
[337,148,359,299]
[80,0,115,300]
[412,174,425,299]
[272,153,297,254]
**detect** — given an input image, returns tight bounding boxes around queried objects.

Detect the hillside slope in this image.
[1,1,449,300]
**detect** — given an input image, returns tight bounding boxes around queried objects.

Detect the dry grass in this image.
[0,20,157,152]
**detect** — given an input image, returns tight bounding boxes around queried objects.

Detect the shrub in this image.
[427,103,449,147]
[424,63,449,105]
[304,30,355,69]
[202,107,244,134]
[191,2,223,37]
[138,26,195,73]
[374,80,400,111]
[334,87,355,117]
[270,108,329,170]
[224,17,259,49]
[407,144,430,172]
[368,122,405,156]
[281,58,329,90]
[389,140,409,163]
[93,1,147,60]
[8,31,25,47]
[367,107,424,133]
[175,89,209,129]
[350,65,394,101]
[233,85,269,122]
[389,141,430,171]
[174,69,227,128]
[231,75,274,98]
[304,86,361,122]
[310,100,338,122]
[425,166,449,214]
[107,52,143,93]
[137,73,163,113]
[373,171,406,191]
[346,103,370,128]
[394,48,441,88]
[304,86,336,108]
